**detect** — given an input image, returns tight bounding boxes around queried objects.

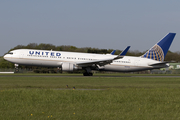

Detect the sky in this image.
[0,1,180,56]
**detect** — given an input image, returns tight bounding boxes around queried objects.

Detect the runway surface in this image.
[1,75,180,78]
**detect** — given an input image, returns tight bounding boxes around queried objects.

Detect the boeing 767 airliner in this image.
[4,33,176,76]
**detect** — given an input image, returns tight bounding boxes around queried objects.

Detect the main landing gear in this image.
[83,67,93,76]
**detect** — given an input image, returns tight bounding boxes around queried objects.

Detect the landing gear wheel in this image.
[89,73,93,76]
[83,72,93,76]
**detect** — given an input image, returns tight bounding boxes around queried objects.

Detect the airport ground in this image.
[0,73,180,120]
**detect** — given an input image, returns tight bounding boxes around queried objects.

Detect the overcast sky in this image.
[0,1,180,56]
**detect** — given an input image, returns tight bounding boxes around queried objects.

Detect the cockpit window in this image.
[7,52,13,55]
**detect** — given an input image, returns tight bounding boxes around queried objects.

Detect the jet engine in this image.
[61,63,77,71]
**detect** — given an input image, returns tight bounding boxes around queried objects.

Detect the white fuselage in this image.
[4,49,165,72]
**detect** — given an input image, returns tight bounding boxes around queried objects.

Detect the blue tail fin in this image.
[141,33,176,61]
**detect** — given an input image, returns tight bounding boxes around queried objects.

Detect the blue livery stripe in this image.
[141,33,176,61]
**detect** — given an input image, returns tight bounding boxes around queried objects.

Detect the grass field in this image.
[0,74,180,119]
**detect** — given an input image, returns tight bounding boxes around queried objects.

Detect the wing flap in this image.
[77,59,113,67]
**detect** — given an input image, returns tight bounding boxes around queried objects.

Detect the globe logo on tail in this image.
[141,44,164,61]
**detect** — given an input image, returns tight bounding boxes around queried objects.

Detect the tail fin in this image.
[141,33,176,61]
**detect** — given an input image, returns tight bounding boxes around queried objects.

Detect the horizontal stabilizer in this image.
[149,61,175,66]
[149,62,168,66]
[148,61,175,68]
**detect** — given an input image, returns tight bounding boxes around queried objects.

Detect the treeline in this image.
[6,43,144,55]
[6,43,131,54]
[0,43,180,69]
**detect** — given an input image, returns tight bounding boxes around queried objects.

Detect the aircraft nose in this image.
[3,54,7,60]
[3,54,10,60]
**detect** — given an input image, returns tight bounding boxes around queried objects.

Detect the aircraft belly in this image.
[11,58,59,67]
[103,65,152,72]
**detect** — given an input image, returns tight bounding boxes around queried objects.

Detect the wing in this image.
[76,46,130,67]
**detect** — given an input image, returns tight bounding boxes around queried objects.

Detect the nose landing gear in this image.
[14,64,19,73]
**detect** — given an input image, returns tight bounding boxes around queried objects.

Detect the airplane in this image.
[3,33,176,76]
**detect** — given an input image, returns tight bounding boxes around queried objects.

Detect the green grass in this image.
[1,75,180,119]
[1,72,180,76]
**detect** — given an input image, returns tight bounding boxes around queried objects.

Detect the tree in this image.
[0,57,14,68]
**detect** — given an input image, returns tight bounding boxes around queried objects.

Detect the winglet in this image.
[110,50,116,55]
[114,46,130,60]
[119,46,131,56]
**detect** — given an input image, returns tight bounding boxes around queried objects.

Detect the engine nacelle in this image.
[62,63,76,72]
